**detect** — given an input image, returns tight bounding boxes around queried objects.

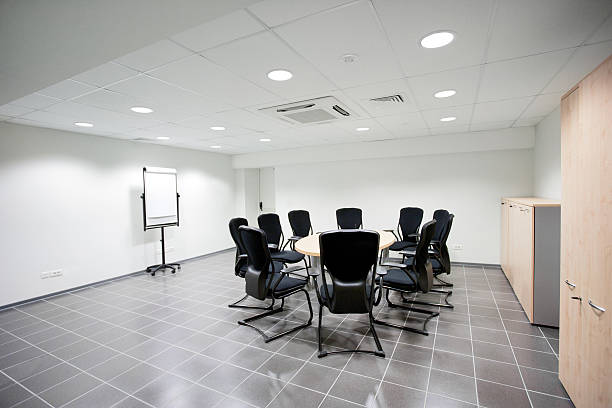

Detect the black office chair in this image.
[258,213,309,275]
[228,218,284,310]
[431,213,454,288]
[336,208,363,229]
[237,225,313,342]
[314,230,385,358]
[374,220,439,335]
[386,207,423,252]
[288,210,313,247]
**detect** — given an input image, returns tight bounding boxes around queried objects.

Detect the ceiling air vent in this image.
[259,96,354,125]
[370,94,404,103]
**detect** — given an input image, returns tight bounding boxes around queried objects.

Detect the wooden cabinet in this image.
[559,54,612,408]
[500,197,560,325]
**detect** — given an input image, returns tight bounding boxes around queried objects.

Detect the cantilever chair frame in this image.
[314,230,385,359]
[374,220,440,336]
[237,226,313,343]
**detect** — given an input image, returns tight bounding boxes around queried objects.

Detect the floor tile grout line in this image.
[538,326,559,359]
[422,291,440,407]
[482,265,534,408]
[464,265,481,407]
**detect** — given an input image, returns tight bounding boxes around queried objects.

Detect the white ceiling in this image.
[2,0,612,154]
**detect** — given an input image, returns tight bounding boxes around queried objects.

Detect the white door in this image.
[259,167,275,214]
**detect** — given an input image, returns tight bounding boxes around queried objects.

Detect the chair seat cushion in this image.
[238,261,284,278]
[271,250,305,264]
[268,274,307,296]
[389,241,414,251]
[402,255,442,271]
[319,284,372,304]
[375,268,418,291]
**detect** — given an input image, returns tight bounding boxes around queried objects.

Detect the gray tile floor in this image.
[0,251,573,408]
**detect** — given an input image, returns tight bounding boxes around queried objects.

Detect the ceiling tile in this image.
[586,13,612,44]
[114,40,193,72]
[375,111,429,137]
[373,0,493,76]
[487,0,612,62]
[144,123,213,140]
[514,116,545,127]
[108,75,230,115]
[519,92,563,119]
[149,55,279,107]
[332,118,393,141]
[406,65,481,110]
[248,0,354,27]
[38,80,97,100]
[275,1,403,88]
[477,49,573,102]
[544,40,612,93]
[342,78,418,117]
[470,120,513,132]
[171,9,265,52]
[429,124,470,135]
[9,93,61,110]
[72,62,138,87]
[0,103,35,117]
[472,96,533,123]
[203,31,336,99]
[420,104,473,127]
[214,109,290,132]
[177,115,252,137]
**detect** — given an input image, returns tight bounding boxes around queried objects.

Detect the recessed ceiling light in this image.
[420,31,455,49]
[342,54,358,63]
[434,89,457,98]
[210,126,226,131]
[267,69,293,81]
[130,106,153,114]
[440,116,457,122]
[356,127,370,131]
[210,145,222,149]
[74,122,93,127]
[259,138,271,142]
[156,136,170,140]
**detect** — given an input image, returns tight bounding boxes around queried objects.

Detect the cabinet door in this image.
[559,86,583,404]
[514,205,534,321]
[506,202,517,287]
[500,200,509,275]
[577,57,612,408]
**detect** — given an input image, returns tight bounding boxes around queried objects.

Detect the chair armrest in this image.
[377,269,388,276]
[267,243,279,250]
[399,250,415,256]
[237,254,247,259]
[382,229,395,232]
[287,236,301,242]
[406,233,420,239]
[381,262,408,269]
[281,265,306,274]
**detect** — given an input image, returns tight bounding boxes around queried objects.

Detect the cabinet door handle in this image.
[571,296,582,301]
[564,279,576,288]
[588,300,606,312]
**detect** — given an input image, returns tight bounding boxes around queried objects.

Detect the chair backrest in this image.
[258,213,283,246]
[319,229,379,314]
[398,207,423,242]
[336,208,363,229]
[229,217,248,274]
[239,226,273,300]
[288,210,312,238]
[412,220,437,292]
[432,209,450,241]
[438,214,454,273]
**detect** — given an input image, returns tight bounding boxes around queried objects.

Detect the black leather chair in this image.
[431,213,454,288]
[237,225,313,342]
[386,207,423,252]
[314,230,385,358]
[228,218,283,310]
[288,210,313,247]
[336,208,363,229]
[258,213,309,275]
[374,220,439,335]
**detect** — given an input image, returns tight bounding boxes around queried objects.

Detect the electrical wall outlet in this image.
[453,244,464,250]
[40,269,63,279]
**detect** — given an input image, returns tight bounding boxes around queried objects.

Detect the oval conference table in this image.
[294,230,396,271]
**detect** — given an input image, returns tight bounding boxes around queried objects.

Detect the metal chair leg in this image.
[375,289,439,335]
[402,289,454,309]
[433,275,453,288]
[228,294,275,311]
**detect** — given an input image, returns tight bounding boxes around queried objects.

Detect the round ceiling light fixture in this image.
[267,69,293,81]
[434,89,457,98]
[420,31,455,49]
[130,106,153,114]
[356,127,370,131]
[259,138,272,142]
[342,54,358,63]
[74,122,93,127]
[439,116,457,122]
[210,145,222,149]
[210,126,226,131]
[156,136,170,140]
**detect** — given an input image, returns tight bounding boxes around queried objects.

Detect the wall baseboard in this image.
[451,261,502,269]
[0,247,234,310]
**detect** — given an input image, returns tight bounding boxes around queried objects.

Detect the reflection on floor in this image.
[0,251,572,408]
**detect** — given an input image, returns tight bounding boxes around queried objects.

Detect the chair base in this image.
[401,288,454,309]
[375,289,439,335]
[238,289,313,343]
[433,275,453,288]
[228,294,275,311]
[317,305,385,358]
[146,263,180,276]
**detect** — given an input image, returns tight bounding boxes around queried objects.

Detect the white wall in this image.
[533,107,561,199]
[0,123,236,306]
[274,149,534,265]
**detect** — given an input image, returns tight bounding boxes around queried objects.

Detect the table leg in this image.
[310,256,321,273]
